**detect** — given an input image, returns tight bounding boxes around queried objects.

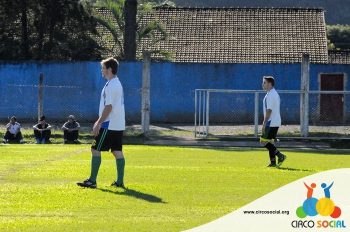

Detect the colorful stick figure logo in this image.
[296,182,342,219]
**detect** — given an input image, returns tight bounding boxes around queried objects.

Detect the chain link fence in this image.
[195,89,350,138]
[3,76,86,124]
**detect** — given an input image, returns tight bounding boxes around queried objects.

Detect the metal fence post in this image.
[141,51,151,135]
[301,54,310,137]
[206,91,210,137]
[38,73,44,121]
[194,90,197,137]
[254,92,259,137]
[202,90,206,137]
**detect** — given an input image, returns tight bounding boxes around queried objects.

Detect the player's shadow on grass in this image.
[97,187,166,204]
[277,167,314,172]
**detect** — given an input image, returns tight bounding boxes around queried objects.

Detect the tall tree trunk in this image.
[124,0,137,60]
[21,0,30,59]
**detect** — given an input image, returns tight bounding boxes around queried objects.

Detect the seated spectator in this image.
[33,116,52,144]
[3,116,24,143]
[62,115,80,144]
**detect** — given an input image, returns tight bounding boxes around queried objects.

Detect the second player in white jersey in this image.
[263,88,281,127]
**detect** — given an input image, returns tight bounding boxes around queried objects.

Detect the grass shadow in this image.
[277,167,315,172]
[97,187,166,204]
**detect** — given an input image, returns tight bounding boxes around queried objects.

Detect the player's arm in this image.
[62,122,67,130]
[262,109,272,130]
[33,124,40,131]
[93,105,112,136]
[68,123,80,131]
[45,124,52,130]
[262,95,275,130]
[6,123,10,131]
[72,122,80,131]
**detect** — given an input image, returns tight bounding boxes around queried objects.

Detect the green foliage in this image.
[327,25,350,50]
[0,0,104,61]
[84,0,172,60]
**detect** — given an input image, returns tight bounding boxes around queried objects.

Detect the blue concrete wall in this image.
[0,61,142,122]
[0,62,349,123]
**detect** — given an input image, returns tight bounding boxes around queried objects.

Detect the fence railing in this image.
[194,89,350,138]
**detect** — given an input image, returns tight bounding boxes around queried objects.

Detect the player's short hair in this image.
[68,115,75,120]
[40,115,46,121]
[263,76,275,86]
[101,57,119,75]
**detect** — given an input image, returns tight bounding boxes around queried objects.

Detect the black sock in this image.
[265,142,279,164]
[268,151,276,164]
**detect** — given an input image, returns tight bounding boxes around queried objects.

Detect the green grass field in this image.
[1,144,350,232]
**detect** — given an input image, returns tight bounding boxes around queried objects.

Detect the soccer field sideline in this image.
[1,145,350,231]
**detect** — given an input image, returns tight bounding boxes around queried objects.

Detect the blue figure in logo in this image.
[321,181,334,198]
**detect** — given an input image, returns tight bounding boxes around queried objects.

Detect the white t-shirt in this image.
[99,77,125,131]
[263,88,281,127]
[7,122,21,134]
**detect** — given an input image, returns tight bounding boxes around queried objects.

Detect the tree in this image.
[327,25,350,50]
[124,0,138,60]
[0,0,104,61]
[84,0,172,60]
[0,0,24,60]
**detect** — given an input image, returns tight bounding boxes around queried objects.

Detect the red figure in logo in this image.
[304,182,316,198]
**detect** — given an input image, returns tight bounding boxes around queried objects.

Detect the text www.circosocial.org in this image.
[243,210,290,215]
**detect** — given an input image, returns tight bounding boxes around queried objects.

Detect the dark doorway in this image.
[320,74,344,123]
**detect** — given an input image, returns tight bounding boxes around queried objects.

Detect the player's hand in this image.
[93,122,101,137]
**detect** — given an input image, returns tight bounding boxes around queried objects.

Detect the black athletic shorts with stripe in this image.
[262,127,279,140]
[91,128,123,152]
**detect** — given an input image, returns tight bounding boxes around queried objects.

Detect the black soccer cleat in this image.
[277,154,287,167]
[77,179,97,189]
[267,163,277,168]
[111,181,126,189]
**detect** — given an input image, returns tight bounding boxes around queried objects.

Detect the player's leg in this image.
[264,127,286,167]
[77,128,108,188]
[43,130,51,143]
[269,127,286,166]
[111,131,125,188]
[89,148,102,183]
[63,130,68,143]
[261,127,278,167]
[112,151,125,188]
[3,131,12,143]
[34,130,41,144]
[65,130,74,143]
[72,130,79,143]
[15,131,24,143]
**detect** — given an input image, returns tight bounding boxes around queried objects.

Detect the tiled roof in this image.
[138,7,328,63]
[98,7,328,63]
[328,50,350,64]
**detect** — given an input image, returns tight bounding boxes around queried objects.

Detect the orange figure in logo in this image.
[304,182,316,198]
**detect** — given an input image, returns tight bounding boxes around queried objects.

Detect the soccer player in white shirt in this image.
[260,76,286,167]
[78,57,126,189]
[3,116,23,143]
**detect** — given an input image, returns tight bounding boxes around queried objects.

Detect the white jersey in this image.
[7,122,21,134]
[263,88,281,127]
[99,77,125,131]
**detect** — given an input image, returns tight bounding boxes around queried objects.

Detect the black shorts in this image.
[262,127,279,140]
[91,128,123,152]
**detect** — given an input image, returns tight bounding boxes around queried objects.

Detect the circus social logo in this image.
[291,181,346,229]
[296,182,341,219]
